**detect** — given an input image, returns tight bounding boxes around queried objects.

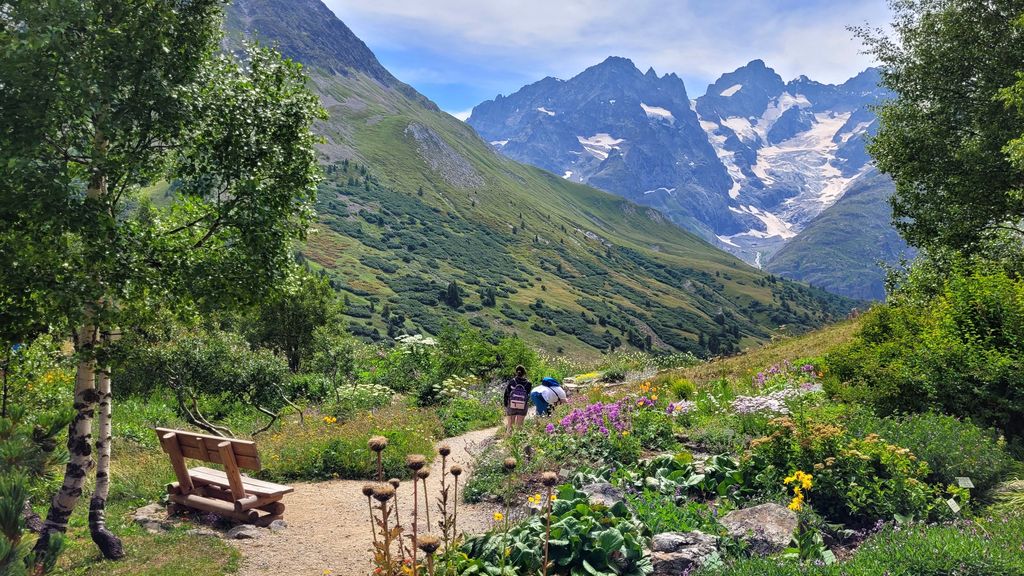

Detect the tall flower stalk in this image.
[389,478,405,563]
[369,435,388,481]
[498,457,517,573]
[540,471,558,576]
[406,454,426,576]
[435,445,455,571]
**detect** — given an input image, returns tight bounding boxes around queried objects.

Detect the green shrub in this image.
[257,405,440,481]
[436,396,502,437]
[285,373,333,402]
[850,412,1019,495]
[324,382,393,421]
[632,408,677,451]
[700,512,1024,576]
[828,264,1024,440]
[627,490,727,537]
[458,485,651,576]
[743,417,950,525]
[653,372,697,400]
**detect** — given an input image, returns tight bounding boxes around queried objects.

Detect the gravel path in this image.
[230,427,500,576]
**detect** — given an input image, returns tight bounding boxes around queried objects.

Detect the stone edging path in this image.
[229,426,501,576]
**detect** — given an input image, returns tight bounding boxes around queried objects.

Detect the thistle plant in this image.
[369,435,389,481]
[406,454,426,576]
[371,484,402,575]
[363,483,378,547]
[540,471,558,576]
[417,467,432,528]
[450,465,463,541]
[389,478,405,562]
[435,446,456,570]
[417,534,441,576]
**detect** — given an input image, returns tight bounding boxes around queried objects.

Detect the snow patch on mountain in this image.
[700,119,746,199]
[720,84,743,97]
[563,170,573,179]
[640,103,675,124]
[537,107,556,116]
[720,116,758,143]
[490,140,508,147]
[727,205,797,239]
[643,187,677,196]
[577,133,625,160]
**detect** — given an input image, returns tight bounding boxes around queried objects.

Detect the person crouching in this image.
[530,377,568,416]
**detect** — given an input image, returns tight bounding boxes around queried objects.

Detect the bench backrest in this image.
[155,427,262,470]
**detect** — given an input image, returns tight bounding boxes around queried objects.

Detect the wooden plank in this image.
[217,441,247,501]
[189,467,294,496]
[166,443,261,470]
[194,483,284,511]
[155,427,259,459]
[168,493,259,524]
[158,432,194,494]
[255,501,285,516]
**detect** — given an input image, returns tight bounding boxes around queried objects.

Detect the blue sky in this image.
[322,0,891,119]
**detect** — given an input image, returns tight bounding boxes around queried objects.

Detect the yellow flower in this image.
[621,431,630,437]
[493,512,504,522]
[550,494,557,501]
[788,495,804,511]
[504,548,511,557]
[651,395,659,401]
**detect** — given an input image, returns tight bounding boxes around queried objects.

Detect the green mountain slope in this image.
[766,170,913,301]
[224,0,855,357]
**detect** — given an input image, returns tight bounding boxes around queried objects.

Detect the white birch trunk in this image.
[35,325,98,557]
[88,363,123,558]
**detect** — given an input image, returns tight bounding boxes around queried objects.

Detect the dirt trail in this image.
[230,427,500,576]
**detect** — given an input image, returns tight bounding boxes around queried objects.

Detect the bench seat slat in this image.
[189,466,294,497]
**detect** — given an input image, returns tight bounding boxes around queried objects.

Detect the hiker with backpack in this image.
[502,365,531,431]
[531,377,568,416]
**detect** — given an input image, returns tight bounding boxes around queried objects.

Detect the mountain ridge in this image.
[221,0,856,357]
[468,56,899,299]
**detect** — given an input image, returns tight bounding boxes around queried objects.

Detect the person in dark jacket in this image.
[502,365,530,431]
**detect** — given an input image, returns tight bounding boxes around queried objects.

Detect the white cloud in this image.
[324,0,891,97]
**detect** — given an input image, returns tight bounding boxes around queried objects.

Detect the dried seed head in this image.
[541,471,558,487]
[368,435,389,453]
[388,478,401,489]
[503,457,518,472]
[450,465,463,477]
[417,534,442,554]
[372,484,395,502]
[406,454,426,471]
[416,468,431,480]
[438,445,451,457]
[362,483,376,497]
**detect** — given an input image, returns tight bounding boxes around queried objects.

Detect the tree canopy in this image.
[0,0,324,562]
[857,0,1024,251]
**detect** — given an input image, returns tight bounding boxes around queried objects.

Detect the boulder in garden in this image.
[719,503,797,555]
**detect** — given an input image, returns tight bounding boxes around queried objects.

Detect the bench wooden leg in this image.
[254,514,283,528]
[168,493,260,524]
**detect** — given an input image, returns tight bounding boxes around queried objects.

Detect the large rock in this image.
[580,482,625,508]
[719,503,797,555]
[650,531,718,575]
[133,503,173,533]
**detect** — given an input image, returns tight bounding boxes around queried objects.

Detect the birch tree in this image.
[0,0,323,563]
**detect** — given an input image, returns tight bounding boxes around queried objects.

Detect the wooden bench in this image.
[155,427,293,526]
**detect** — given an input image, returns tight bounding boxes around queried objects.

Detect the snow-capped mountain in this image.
[468,58,899,297]
[468,57,736,236]
[695,62,888,262]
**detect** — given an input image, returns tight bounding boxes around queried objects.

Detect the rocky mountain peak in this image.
[225,0,438,110]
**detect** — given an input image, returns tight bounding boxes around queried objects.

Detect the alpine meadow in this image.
[1,1,1023,576]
